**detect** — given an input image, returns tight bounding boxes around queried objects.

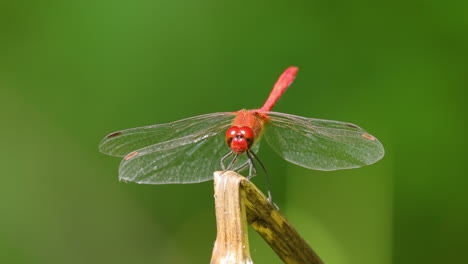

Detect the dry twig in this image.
[211,171,323,264]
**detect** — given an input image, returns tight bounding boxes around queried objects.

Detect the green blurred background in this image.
[1,0,466,263]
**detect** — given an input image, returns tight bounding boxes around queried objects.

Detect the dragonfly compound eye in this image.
[225,126,239,146]
[238,126,254,140]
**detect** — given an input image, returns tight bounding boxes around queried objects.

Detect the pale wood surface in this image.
[211,171,253,264]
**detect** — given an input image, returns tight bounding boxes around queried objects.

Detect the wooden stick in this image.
[211,171,253,264]
[211,171,323,264]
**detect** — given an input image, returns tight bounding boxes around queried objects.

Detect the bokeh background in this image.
[1,0,467,263]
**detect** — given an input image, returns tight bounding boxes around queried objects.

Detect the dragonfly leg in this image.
[245,151,258,179]
[221,151,234,171]
[236,159,252,175]
[249,151,273,203]
[222,151,240,171]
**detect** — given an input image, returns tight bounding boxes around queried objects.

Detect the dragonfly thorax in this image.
[225,126,254,154]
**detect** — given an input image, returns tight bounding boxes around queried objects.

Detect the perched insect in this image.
[99,67,384,193]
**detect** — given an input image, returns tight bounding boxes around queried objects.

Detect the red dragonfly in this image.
[99,67,384,186]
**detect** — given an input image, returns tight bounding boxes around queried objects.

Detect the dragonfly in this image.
[99,67,384,189]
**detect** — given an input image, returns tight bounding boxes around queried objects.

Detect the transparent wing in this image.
[262,111,384,170]
[99,111,260,184]
[99,112,235,157]
[119,130,260,184]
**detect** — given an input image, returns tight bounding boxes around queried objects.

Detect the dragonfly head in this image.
[226,126,254,154]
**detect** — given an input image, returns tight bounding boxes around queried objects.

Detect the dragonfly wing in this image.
[263,112,384,170]
[99,112,235,157]
[118,125,260,184]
